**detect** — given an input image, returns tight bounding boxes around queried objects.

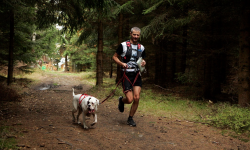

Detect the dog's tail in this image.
[72,88,75,96]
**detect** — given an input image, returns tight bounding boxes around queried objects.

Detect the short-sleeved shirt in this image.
[116,41,146,68]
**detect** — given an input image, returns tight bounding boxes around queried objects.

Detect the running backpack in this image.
[121,40,142,63]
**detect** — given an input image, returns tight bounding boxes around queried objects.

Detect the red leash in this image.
[100,69,139,104]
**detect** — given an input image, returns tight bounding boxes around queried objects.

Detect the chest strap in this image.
[122,41,142,63]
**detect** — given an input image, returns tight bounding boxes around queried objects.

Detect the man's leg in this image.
[126,86,141,127]
[123,90,134,104]
[118,90,133,112]
[129,86,141,117]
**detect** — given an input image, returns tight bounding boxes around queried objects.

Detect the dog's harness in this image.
[79,94,89,105]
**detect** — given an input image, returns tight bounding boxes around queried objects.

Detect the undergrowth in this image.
[206,103,250,134]
[0,126,18,150]
[87,76,250,137]
[0,84,21,102]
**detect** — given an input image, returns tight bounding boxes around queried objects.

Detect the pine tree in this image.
[0,0,37,85]
[141,0,194,87]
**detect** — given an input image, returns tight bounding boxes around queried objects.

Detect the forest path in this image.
[1,72,249,150]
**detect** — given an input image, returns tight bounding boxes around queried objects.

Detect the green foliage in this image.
[36,0,122,34]
[175,72,199,85]
[74,0,127,46]
[0,0,37,66]
[0,126,18,150]
[34,26,60,59]
[60,33,97,71]
[175,72,190,84]
[111,0,134,16]
[70,46,97,71]
[0,0,61,74]
[142,0,165,15]
[141,0,195,39]
[207,104,250,133]
[36,0,86,33]
[60,34,69,45]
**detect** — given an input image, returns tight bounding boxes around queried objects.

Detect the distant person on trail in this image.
[112,27,146,127]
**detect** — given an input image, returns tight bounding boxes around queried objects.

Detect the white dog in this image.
[72,88,99,129]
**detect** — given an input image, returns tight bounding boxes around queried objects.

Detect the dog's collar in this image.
[79,94,89,105]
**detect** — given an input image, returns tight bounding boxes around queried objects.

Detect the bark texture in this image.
[7,10,14,85]
[238,8,250,107]
[96,17,103,85]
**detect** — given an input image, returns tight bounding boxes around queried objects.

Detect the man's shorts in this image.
[122,71,142,93]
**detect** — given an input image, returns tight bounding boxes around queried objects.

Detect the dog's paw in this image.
[77,122,81,125]
[91,122,96,126]
[83,125,89,129]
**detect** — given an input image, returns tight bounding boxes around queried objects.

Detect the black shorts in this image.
[122,71,142,93]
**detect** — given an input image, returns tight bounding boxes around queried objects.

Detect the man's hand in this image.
[113,53,127,68]
[141,60,146,67]
[121,63,128,68]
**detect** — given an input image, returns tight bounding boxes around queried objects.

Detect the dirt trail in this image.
[1,72,249,150]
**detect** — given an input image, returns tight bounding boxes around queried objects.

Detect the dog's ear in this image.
[96,99,99,105]
[87,97,91,104]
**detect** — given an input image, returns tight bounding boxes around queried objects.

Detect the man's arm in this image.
[112,53,127,68]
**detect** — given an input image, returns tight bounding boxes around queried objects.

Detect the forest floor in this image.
[0,71,250,150]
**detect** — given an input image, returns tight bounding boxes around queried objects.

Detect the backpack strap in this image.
[122,40,142,63]
[126,40,140,49]
[137,43,141,49]
[126,41,131,48]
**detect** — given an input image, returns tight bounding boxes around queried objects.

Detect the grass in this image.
[0,126,18,150]
[88,74,250,139]
[91,79,208,121]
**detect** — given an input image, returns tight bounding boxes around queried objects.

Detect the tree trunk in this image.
[179,4,188,74]
[203,56,212,98]
[154,43,161,85]
[7,10,14,85]
[64,54,68,72]
[238,8,250,107]
[71,59,74,72]
[110,57,113,78]
[155,41,167,87]
[170,41,177,83]
[202,2,224,100]
[96,17,103,85]
[181,24,187,73]
[162,49,167,87]
[116,13,123,83]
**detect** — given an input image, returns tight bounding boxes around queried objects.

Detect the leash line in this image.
[100,68,139,104]
[100,74,124,104]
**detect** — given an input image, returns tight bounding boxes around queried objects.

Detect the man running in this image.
[112,27,146,127]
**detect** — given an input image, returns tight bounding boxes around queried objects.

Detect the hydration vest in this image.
[121,40,142,63]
